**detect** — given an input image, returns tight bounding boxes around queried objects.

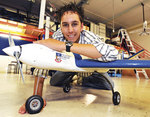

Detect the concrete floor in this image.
[0,73,150,117]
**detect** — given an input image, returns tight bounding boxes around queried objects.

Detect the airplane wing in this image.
[3,44,150,73]
[73,53,150,69]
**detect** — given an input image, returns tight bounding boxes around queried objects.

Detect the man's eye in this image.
[62,24,68,27]
[72,23,78,26]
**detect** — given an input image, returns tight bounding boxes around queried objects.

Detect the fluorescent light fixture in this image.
[0,18,7,22]
[0,34,21,40]
[0,24,23,33]
[18,23,26,27]
[8,20,17,25]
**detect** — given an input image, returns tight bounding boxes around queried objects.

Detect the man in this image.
[19,2,118,114]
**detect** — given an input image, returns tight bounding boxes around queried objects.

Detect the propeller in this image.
[6,33,25,83]
[13,50,25,83]
[8,32,15,47]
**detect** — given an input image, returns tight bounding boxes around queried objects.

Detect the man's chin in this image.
[66,37,79,43]
[66,39,75,42]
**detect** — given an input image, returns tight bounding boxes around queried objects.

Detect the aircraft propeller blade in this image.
[14,51,25,83]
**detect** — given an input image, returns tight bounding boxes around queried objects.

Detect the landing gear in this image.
[63,72,121,105]
[113,91,121,105]
[63,73,75,93]
[63,83,71,93]
[96,72,121,105]
[25,95,44,114]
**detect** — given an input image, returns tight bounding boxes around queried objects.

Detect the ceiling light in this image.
[0,18,7,22]
[18,23,26,27]
[0,34,21,40]
[0,24,23,33]
[28,0,35,3]
[8,20,17,25]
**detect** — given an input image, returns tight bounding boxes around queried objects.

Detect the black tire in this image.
[25,95,44,114]
[63,84,71,93]
[113,91,121,105]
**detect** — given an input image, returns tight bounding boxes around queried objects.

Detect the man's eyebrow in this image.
[62,22,68,24]
[72,21,79,23]
[62,21,79,24]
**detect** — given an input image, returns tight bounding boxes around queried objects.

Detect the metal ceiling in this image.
[0,0,150,31]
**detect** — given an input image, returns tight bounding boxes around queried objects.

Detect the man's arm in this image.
[34,39,102,59]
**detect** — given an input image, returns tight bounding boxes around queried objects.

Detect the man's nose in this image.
[68,25,73,32]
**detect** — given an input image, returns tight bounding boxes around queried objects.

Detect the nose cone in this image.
[2,46,20,57]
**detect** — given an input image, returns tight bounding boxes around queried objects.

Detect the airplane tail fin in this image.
[8,32,15,46]
[128,49,144,60]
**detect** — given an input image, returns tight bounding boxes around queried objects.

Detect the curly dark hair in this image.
[56,2,84,23]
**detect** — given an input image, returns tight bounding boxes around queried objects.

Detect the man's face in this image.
[60,11,83,43]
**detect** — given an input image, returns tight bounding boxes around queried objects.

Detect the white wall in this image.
[0,55,15,73]
[127,23,150,52]
[129,33,150,51]
[0,55,28,73]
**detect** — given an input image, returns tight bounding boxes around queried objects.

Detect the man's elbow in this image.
[91,53,102,59]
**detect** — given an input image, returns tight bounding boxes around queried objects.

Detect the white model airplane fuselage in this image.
[3,43,105,72]
[3,43,150,76]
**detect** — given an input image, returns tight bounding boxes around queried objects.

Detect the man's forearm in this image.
[71,43,102,59]
[34,39,66,52]
[34,39,102,59]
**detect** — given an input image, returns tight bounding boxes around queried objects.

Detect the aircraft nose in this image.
[2,46,21,57]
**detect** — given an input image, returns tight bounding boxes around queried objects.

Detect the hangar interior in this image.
[0,0,150,117]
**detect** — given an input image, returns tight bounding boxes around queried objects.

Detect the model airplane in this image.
[2,34,150,114]
[3,42,150,72]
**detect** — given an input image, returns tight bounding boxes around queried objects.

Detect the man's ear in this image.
[81,23,84,31]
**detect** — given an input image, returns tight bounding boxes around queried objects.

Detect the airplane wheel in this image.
[63,84,71,93]
[113,91,121,105]
[25,95,44,114]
